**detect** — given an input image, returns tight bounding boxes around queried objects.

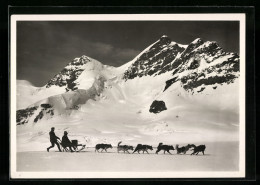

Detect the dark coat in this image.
[49,131,59,142]
[62,135,72,146]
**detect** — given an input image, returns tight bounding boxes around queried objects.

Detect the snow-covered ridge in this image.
[123,36,239,93]
[116,36,167,72]
[162,40,239,93]
[123,35,187,79]
[16,74,106,126]
[45,55,104,91]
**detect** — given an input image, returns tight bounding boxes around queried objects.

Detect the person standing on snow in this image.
[47,127,61,152]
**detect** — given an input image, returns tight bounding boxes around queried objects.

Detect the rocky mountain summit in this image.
[45,55,103,91]
[123,35,187,79]
[124,35,239,93]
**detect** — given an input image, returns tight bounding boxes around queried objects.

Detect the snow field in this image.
[17,141,239,172]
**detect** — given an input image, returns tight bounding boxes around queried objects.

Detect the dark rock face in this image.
[165,41,239,92]
[41,104,52,109]
[149,100,167,114]
[17,106,38,125]
[197,87,205,93]
[17,104,55,125]
[123,35,186,80]
[33,104,54,123]
[45,55,90,91]
[167,39,239,92]
[181,73,236,91]
[123,36,239,93]
[164,77,178,92]
[34,110,44,123]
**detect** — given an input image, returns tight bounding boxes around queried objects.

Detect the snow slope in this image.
[16,35,240,153]
[17,141,239,173]
[16,80,38,109]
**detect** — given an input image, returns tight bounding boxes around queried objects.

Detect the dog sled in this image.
[59,140,86,152]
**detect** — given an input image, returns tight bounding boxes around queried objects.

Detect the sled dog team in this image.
[47,127,206,155]
[95,141,206,155]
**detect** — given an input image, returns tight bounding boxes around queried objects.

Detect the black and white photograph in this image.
[10,14,246,178]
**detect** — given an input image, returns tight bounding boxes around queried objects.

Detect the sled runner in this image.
[59,140,86,152]
[71,140,86,152]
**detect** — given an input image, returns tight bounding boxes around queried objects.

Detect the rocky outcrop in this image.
[17,106,38,125]
[46,55,93,91]
[124,36,240,93]
[149,100,167,114]
[16,103,54,125]
[123,35,186,79]
[166,39,239,92]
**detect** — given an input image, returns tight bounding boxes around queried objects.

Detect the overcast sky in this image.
[17,21,239,86]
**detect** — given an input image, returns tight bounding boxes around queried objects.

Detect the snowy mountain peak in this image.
[45,55,103,91]
[161,35,169,38]
[123,36,186,79]
[123,36,239,94]
[158,35,171,44]
[67,54,99,67]
[191,38,203,44]
[163,38,239,92]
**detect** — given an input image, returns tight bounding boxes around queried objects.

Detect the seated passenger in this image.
[62,131,74,152]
